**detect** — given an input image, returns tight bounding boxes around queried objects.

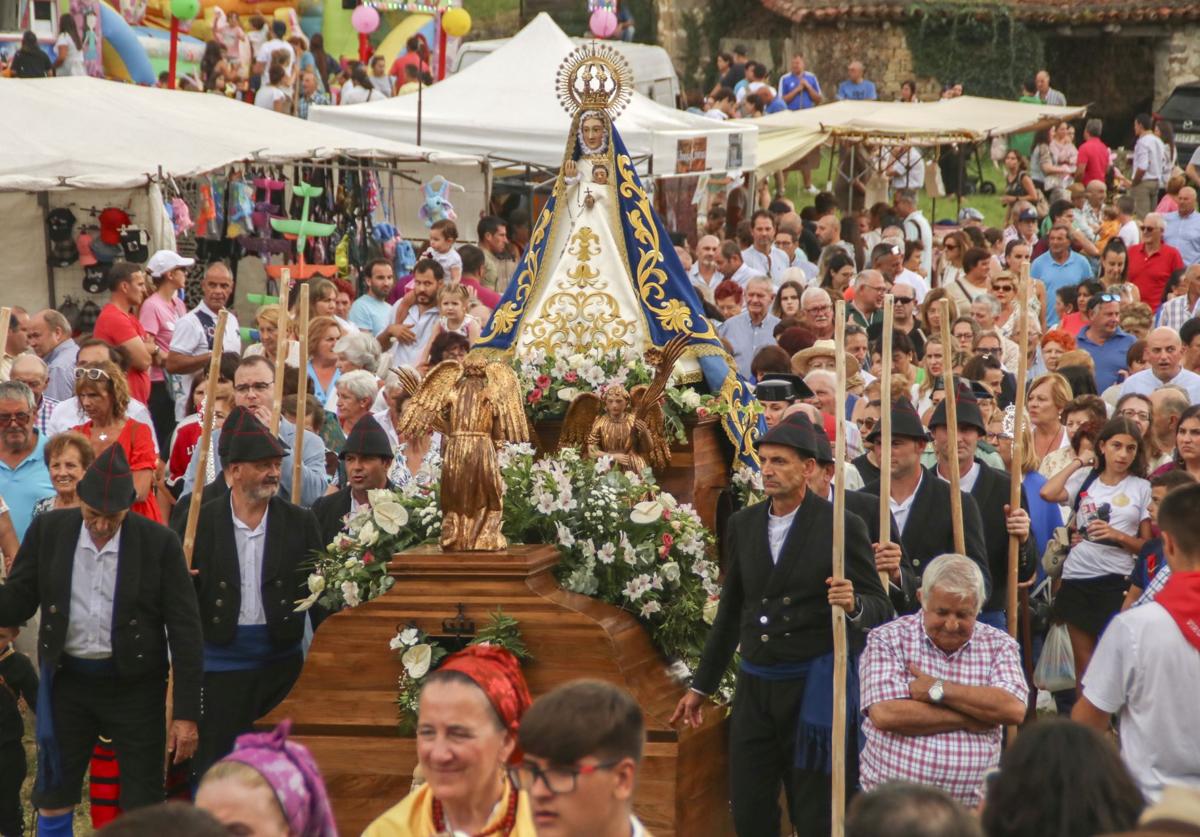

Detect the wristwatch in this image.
[929,679,945,704]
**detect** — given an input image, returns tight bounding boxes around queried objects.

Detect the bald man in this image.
[1164,186,1200,266]
[689,234,723,300]
[1120,327,1200,402]
[166,262,242,421]
[1150,386,1191,462]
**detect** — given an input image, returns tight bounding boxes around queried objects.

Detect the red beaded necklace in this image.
[431,778,519,837]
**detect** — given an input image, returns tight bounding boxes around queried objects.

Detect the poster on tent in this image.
[70,0,104,78]
[675,137,708,174]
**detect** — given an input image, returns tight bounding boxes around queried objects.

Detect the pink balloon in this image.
[589,8,617,38]
[351,4,380,35]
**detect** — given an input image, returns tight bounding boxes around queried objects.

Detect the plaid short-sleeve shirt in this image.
[858,613,1027,806]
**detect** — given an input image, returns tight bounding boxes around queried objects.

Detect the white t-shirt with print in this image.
[1063,469,1150,579]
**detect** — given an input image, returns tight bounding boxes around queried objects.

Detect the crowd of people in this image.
[1,38,1200,836]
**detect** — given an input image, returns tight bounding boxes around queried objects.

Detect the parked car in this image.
[1158,82,1200,166]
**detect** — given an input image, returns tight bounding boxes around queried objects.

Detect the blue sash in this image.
[740,652,862,774]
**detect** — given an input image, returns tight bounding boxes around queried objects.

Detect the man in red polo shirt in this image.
[92,262,154,404]
[1075,118,1111,187]
[1128,213,1184,313]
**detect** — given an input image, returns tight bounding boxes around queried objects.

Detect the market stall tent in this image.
[755,95,1088,174]
[0,76,489,311]
[310,13,756,177]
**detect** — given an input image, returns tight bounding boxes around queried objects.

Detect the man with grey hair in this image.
[858,553,1027,807]
[689,234,723,301]
[333,331,382,379]
[848,270,886,329]
[1150,385,1191,460]
[25,308,78,401]
[801,287,836,341]
[1076,119,1110,192]
[895,189,933,278]
[8,354,56,436]
[0,380,53,541]
[718,275,778,379]
[1163,185,1200,267]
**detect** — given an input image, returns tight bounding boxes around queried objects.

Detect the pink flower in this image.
[662,509,672,521]
[662,532,674,549]
[363,551,375,564]
[528,389,543,403]
[564,371,578,383]
[697,407,709,418]
[536,374,552,389]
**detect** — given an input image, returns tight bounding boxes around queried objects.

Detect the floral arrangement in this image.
[296,484,442,613]
[731,464,765,509]
[512,346,721,442]
[391,608,530,734]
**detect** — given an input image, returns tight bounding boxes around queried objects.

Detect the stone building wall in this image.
[1154,23,1200,110]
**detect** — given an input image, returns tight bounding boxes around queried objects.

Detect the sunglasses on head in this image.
[74,368,111,381]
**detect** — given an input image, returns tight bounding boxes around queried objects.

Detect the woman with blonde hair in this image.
[71,360,163,522]
[919,287,953,337]
[245,304,300,367]
[306,316,344,407]
[1028,372,1074,477]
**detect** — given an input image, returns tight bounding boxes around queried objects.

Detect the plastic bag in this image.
[1033,623,1076,693]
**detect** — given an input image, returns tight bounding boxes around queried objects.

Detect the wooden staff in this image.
[0,307,11,375]
[938,299,966,554]
[269,269,292,435]
[1007,266,1032,638]
[831,300,849,837]
[291,283,310,504]
[182,309,229,565]
[877,294,894,591]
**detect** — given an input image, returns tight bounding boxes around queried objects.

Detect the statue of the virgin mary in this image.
[475,43,760,467]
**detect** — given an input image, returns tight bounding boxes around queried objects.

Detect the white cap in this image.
[146,250,195,277]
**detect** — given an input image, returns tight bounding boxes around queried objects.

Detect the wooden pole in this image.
[291,283,310,504]
[877,294,894,591]
[831,300,849,837]
[938,299,965,554]
[269,269,292,435]
[1007,266,1031,638]
[181,309,229,566]
[0,307,11,376]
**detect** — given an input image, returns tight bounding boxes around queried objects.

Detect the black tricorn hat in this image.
[866,399,929,443]
[928,380,987,434]
[759,372,815,401]
[340,414,394,460]
[77,444,137,515]
[223,406,288,463]
[757,409,818,457]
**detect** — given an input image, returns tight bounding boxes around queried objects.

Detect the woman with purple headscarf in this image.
[196,720,338,837]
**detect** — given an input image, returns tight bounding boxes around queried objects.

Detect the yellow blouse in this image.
[362,780,538,837]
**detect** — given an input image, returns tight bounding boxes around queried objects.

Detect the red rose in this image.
[363,551,375,564]
[528,388,543,403]
[660,533,674,557]
[564,371,578,383]
[697,407,709,418]
[536,374,551,389]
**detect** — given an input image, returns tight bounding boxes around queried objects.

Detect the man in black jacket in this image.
[311,413,395,547]
[190,407,324,777]
[671,412,890,836]
[0,445,203,826]
[864,400,990,609]
[928,384,1036,630]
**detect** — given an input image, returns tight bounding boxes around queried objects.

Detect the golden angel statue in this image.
[395,355,529,552]
[560,335,688,473]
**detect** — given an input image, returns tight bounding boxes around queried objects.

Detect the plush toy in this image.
[417,175,463,227]
[170,197,194,236]
[226,177,254,239]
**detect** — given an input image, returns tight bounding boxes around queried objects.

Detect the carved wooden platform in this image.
[262,544,733,836]
[533,414,733,534]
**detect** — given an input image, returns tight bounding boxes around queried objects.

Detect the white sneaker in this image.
[806,184,819,194]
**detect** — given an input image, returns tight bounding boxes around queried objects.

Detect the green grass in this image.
[779,146,1011,229]
[21,716,93,834]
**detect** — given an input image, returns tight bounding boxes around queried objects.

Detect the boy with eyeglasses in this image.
[515,680,650,837]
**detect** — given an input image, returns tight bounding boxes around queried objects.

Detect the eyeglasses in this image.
[0,412,31,426]
[1141,225,1160,233]
[986,431,1012,443]
[74,367,111,381]
[992,285,1014,293]
[805,304,833,315]
[509,760,620,795]
[1119,409,1151,422]
[856,417,877,431]
[233,382,274,394]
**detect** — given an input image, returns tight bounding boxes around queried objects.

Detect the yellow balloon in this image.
[442,7,471,38]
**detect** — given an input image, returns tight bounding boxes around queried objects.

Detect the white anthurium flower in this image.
[307,574,326,594]
[293,591,321,612]
[703,597,719,624]
[367,488,396,507]
[341,581,362,608]
[399,627,420,646]
[373,501,409,535]
[402,643,433,679]
[630,500,665,524]
[557,387,579,402]
[358,520,379,547]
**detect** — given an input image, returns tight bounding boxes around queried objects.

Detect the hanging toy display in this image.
[418,175,462,227]
[271,180,338,275]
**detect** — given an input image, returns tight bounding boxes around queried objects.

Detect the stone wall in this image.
[1154,23,1200,110]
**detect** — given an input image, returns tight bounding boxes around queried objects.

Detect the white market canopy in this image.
[755,95,1088,174]
[0,76,488,195]
[310,13,757,177]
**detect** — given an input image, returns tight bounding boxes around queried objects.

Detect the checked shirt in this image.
[858,613,1027,806]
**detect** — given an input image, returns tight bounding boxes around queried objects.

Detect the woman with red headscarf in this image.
[364,645,536,836]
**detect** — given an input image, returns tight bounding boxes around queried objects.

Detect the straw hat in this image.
[790,339,861,378]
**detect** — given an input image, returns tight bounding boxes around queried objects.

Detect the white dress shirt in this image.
[232,498,268,626]
[889,472,924,535]
[767,505,799,564]
[64,525,122,659]
[387,302,440,368]
[741,245,792,285]
[936,460,981,493]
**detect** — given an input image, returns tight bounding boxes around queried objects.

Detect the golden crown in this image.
[556,42,632,119]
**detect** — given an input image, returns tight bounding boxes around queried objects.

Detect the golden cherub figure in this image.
[395,355,529,552]
[560,336,688,473]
